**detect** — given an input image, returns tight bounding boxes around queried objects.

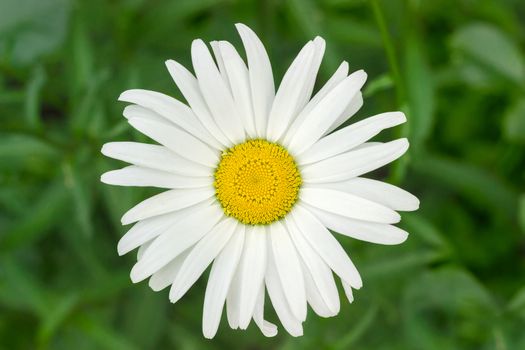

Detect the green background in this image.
[1,0,525,349]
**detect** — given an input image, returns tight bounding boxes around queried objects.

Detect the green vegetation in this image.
[1,0,524,348]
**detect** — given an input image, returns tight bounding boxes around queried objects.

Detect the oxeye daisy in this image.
[101,23,419,338]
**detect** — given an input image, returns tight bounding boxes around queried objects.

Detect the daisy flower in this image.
[101,23,419,338]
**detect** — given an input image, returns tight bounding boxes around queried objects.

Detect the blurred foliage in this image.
[1,0,525,349]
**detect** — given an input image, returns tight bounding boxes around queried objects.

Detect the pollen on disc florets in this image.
[214,139,302,225]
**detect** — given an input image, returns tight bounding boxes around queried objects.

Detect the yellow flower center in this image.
[214,139,302,225]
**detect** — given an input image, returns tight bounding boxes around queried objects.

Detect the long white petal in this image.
[218,41,257,138]
[117,201,211,255]
[304,56,344,116]
[136,240,153,261]
[301,259,335,317]
[298,112,407,164]
[149,249,191,291]
[191,39,245,144]
[300,187,400,224]
[286,70,367,155]
[291,205,362,289]
[101,142,211,177]
[285,216,340,315]
[310,177,419,211]
[169,218,238,303]
[165,59,231,147]
[235,23,275,137]
[237,226,267,329]
[128,117,219,167]
[282,61,349,145]
[121,187,215,225]
[123,105,167,125]
[306,204,408,245]
[266,40,316,141]
[210,41,231,90]
[265,234,303,337]
[269,221,307,321]
[129,202,223,282]
[119,90,221,149]
[101,165,212,189]
[301,138,409,183]
[253,284,278,337]
[342,280,354,303]
[325,92,363,135]
[202,225,245,339]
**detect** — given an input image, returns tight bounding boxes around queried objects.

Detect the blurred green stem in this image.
[369,0,405,106]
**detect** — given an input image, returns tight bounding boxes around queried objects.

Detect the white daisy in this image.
[101,23,419,338]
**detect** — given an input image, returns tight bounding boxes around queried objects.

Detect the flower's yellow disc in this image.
[214,139,302,225]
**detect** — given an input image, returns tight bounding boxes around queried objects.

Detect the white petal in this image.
[285,70,367,155]
[101,165,212,189]
[123,105,167,125]
[302,61,348,118]
[101,142,211,177]
[117,202,210,256]
[300,187,400,224]
[342,280,354,303]
[300,37,326,111]
[291,205,362,289]
[170,218,238,303]
[301,138,409,183]
[310,177,419,211]
[325,91,363,135]
[121,187,215,225]
[265,234,303,337]
[217,41,257,138]
[269,221,307,321]
[301,259,335,317]
[282,61,349,145]
[285,216,340,315]
[137,240,153,261]
[235,23,275,137]
[202,225,245,339]
[128,117,219,167]
[237,226,267,329]
[226,266,241,329]
[149,249,191,291]
[165,59,231,147]
[253,284,278,337]
[210,41,231,90]
[298,112,407,164]
[119,89,221,150]
[306,204,409,245]
[117,204,188,255]
[129,202,223,282]
[266,40,316,141]
[191,39,245,144]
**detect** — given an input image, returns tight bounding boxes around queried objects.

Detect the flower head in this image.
[101,23,419,338]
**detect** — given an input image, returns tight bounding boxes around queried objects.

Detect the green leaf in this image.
[503,99,525,143]
[25,65,46,129]
[450,23,525,86]
[404,33,435,148]
[412,153,517,220]
[0,257,48,315]
[519,194,525,234]
[1,180,69,251]
[403,267,498,349]
[363,73,394,97]
[402,213,450,251]
[37,293,79,347]
[0,134,58,168]
[77,315,140,350]
[0,0,71,65]
[63,157,95,238]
